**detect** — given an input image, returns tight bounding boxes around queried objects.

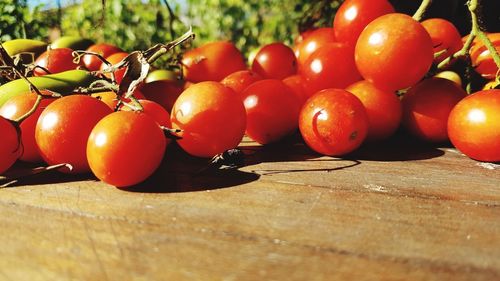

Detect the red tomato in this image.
[34,48,84,76]
[83,43,123,71]
[283,74,309,107]
[422,18,463,64]
[240,79,301,144]
[221,70,262,95]
[251,42,297,80]
[171,81,246,158]
[345,80,402,141]
[448,89,500,162]
[0,116,21,174]
[0,91,55,162]
[294,27,336,69]
[300,43,362,96]
[91,91,119,109]
[35,95,112,173]
[139,80,185,113]
[470,33,500,80]
[299,89,368,156]
[101,52,129,84]
[87,111,166,187]
[402,78,466,142]
[182,41,246,83]
[333,0,394,47]
[121,99,171,128]
[355,13,434,91]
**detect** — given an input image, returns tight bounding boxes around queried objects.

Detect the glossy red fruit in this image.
[470,33,500,80]
[294,27,336,69]
[283,75,309,107]
[448,89,500,162]
[402,78,466,142]
[221,70,262,95]
[345,80,402,141]
[240,79,301,144]
[251,42,297,80]
[299,89,368,156]
[333,0,394,47]
[35,95,112,173]
[87,111,166,187]
[34,48,84,76]
[355,13,434,91]
[0,116,21,174]
[101,52,129,84]
[182,41,246,83]
[422,18,463,64]
[171,81,246,158]
[83,43,123,71]
[139,80,185,113]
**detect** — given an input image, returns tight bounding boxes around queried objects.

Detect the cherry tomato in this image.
[91,89,145,110]
[402,78,466,142]
[221,70,262,95]
[101,52,129,84]
[121,99,171,128]
[333,0,394,47]
[0,91,55,163]
[470,33,500,80]
[422,18,463,64]
[34,48,84,76]
[240,79,301,144]
[299,89,368,156]
[83,43,123,71]
[171,81,246,158]
[139,80,185,113]
[294,27,336,69]
[0,116,21,174]
[300,43,362,96]
[182,41,246,83]
[448,89,500,162]
[355,13,434,91]
[36,95,112,173]
[345,80,402,141]
[87,111,166,187]
[251,42,297,80]
[283,74,309,107]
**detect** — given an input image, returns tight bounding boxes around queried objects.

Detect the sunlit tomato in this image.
[87,111,166,187]
[240,79,301,144]
[355,13,434,91]
[0,116,21,174]
[299,89,368,156]
[0,91,55,162]
[470,33,500,80]
[402,78,466,142]
[36,95,112,173]
[221,70,262,95]
[283,74,309,107]
[34,48,84,76]
[91,89,145,110]
[251,42,297,80]
[345,80,401,141]
[448,89,500,162]
[101,52,129,84]
[121,99,171,128]
[294,27,336,68]
[171,81,246,158]
[293,29,317,47]
[83,43,123,71]
[422,18,463,64]
[139,80,185,113]
[300,43,361,96]
[333,0,394,47]
[182,41,246,83]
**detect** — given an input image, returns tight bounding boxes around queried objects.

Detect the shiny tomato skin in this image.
[300,43,362,96]
[87,111,166,187]
[171,81,246,158]
[121,99,171,127]
[345,80,402,141]
[0,116,21,174]
[422,18,463,64]
[101,52,129,84]
[35,95,112,173]
[448,89,500,162]
[139,80,185,113]
[355,13,434,91]
[283,74,309,107]
[402,78,466,142]
[83,43,123,71]
[0,91,55,163]
[299,89,368,156]
[221,70,262,95]
[470,33,500,80]
[333,0,394,47]
[34,48,84,76]
[294,27,336,69]
[182,41,246,83]
[251,42,297,80]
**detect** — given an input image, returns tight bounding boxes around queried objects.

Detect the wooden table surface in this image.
[1,134,499,281]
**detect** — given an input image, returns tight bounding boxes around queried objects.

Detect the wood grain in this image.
[1,136,499,280]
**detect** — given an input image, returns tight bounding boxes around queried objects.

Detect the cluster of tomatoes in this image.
[1,0,499,188]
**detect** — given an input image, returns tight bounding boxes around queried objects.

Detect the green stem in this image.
[413,0,433,21]
[13,94,42,123]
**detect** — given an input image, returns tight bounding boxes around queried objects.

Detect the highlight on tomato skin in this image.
[448,89,500,163]
[251,42,298,80]
[299,88,368,156]
[221,70,263,95]
[421,18,463,64]
[293,27,336,69]
[87,111,167,188]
